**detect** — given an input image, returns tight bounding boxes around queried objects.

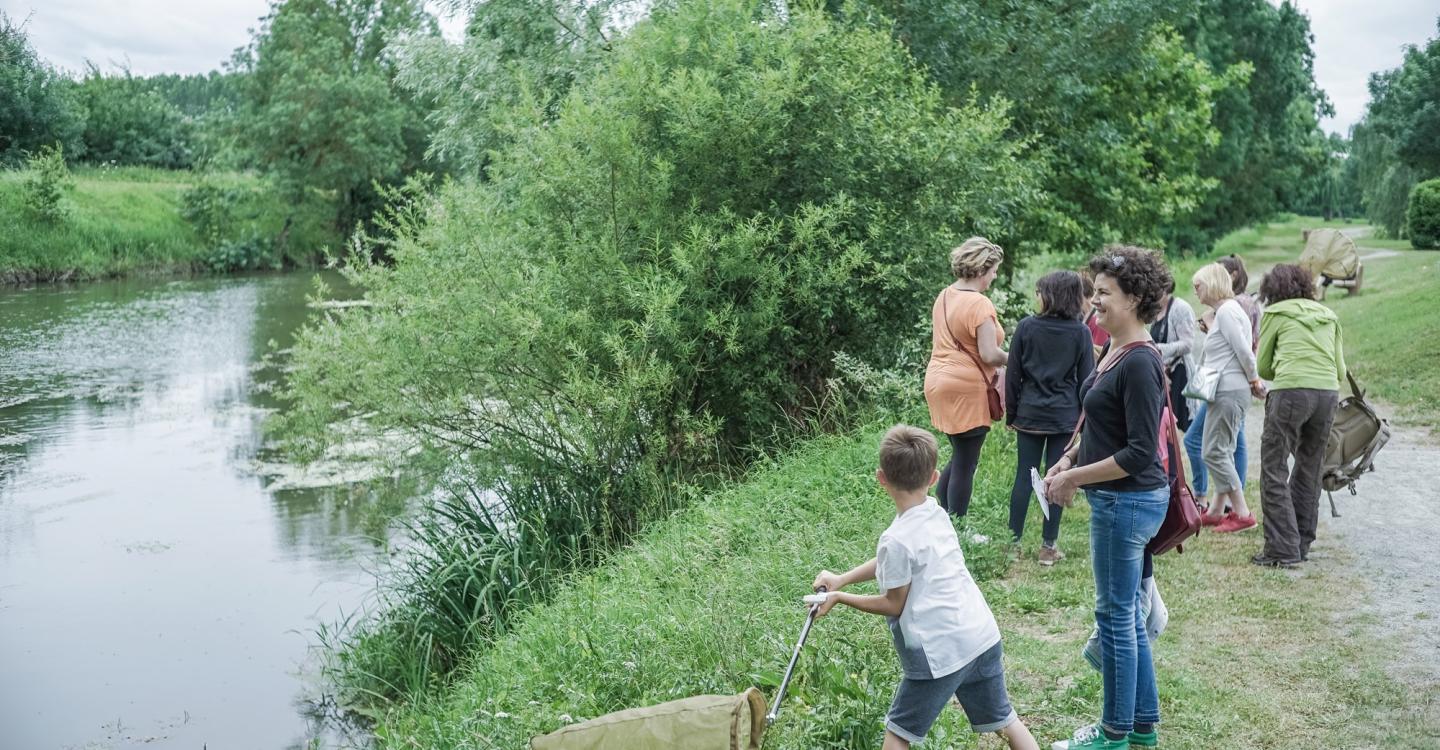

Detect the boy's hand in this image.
[812,570,843,593]
[813,592,841,619]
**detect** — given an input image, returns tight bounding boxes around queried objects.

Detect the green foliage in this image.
[1407,179,1440,249]
[1351,20,1440,237]
[231,0,438,230]
[393,0,632,176]
[366,423,1018,750]
[0,13,84,165]
[0,168,339,280]
[73,67,196,169]
[1179,0,1334,240]
[851,0,1234,253]
[180,175,244,246]
[283,0,1037,706]
[21,144,73,223]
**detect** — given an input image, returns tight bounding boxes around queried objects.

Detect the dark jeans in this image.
[1260,388,1339,561]
[938,426,989,517]
[1008,431,1068,544]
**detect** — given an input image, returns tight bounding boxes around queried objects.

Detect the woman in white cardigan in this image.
[1191,263,1265,533]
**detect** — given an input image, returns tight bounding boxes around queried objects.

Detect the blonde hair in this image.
[1191,263,1235,302]
[949,236,1004,280]
[878,425,939,491]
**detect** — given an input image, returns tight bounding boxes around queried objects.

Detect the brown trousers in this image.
[1259,388,1339,561]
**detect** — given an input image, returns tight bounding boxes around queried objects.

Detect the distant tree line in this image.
[1349,18,1440,238]
[1,14,239,170]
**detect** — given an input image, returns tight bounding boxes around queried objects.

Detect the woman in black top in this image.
[1043,246,1170,750]
[1006,271,1094,564]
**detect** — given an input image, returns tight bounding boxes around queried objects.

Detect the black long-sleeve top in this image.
[1005,315,1095,434]
[1077,346,1167,492]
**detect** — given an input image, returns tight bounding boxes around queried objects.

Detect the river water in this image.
[0,273,402,750]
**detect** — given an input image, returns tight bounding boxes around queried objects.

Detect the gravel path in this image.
[1243,399,1440,726]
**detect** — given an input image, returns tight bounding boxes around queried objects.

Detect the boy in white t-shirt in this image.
[813,425,1039,750]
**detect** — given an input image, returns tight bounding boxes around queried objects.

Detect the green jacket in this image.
[1256,298,1345,391]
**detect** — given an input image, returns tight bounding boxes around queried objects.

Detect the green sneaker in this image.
[1127,728,1157,747]
[1050,723,1129,750]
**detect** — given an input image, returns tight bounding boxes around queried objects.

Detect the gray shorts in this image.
[885,642,1017,743]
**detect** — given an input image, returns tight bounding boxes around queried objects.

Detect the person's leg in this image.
[1291,390,1339,559]
[882,731,910,750]
[1204,390,1250,518]
[1090,488,1166,735]
[937,462,953,514]
[1009,432,1045,541]
[950,644,1037,749]
[1040,433,1068,547]
[1185,401,1208,497]
[1259,390,1305,562]
[946,427,989,518]
[1234,416,1249,488]
[998,720,1040,750]
[885,673,959,750]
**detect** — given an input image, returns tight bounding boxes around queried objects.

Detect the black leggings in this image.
[1008,431,1068,544]
[937,427,989,518]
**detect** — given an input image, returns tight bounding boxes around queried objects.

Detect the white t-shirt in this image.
[875,497,1001,679]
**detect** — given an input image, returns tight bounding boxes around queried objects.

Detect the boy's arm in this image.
[813,557,877,593]
[818,583,909,619]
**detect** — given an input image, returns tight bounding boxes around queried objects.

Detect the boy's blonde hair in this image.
[879,425,938,491]
[1191,263,1235,302]
[949,236,1004,280]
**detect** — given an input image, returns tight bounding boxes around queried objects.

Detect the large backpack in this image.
[1321,372,1391,516]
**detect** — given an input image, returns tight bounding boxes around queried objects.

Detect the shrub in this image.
[21,144,73,223]
[1407,178,1440,249]
[180,176,244,246]
[282,0,1037,708]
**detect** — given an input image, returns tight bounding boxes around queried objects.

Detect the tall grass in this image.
[0,166,337,281]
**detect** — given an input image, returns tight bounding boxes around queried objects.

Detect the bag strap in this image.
[1345,370,1365,399]
[941,288,1000,388]
[1064,340,1155,454]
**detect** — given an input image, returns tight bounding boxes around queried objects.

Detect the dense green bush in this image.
[21,145,73,223]
[283,0,1037,706]
[1408,179,1440,249]
[74,69,196,169]
[1,14,84,165]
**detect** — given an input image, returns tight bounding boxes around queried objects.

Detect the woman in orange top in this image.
[925,237,1009,518]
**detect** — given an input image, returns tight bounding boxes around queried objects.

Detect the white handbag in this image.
[1182,365,1220,403]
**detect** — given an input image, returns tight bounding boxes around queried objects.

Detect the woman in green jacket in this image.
[1253,264,1346,568]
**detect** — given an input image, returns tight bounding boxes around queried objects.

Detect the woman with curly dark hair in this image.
[1253,263,1345,568]
[1044,246,1170,750]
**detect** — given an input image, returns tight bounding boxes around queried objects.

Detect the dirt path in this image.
[1243,399,1440,727]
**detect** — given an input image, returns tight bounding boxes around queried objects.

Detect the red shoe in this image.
[1201,511,1228,527]
[1215,513,1257,533]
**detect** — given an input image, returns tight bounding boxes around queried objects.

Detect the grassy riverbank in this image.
[0,166,338,283]
[371,420,1431,749]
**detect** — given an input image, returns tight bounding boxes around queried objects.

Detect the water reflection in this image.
[0,273,406,750]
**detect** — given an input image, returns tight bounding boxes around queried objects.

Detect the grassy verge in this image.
[0,166,338,282]
[370,419,1434,749]
[1169,215,1440,425]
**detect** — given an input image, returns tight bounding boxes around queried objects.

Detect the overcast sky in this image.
[4,0,1436,135]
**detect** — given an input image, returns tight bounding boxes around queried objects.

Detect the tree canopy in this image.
[230,0,439,229]
[1351,18,1440,236]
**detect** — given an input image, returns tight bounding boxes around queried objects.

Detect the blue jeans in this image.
[1088,486,1168,733]
[1184,401,1246,496]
